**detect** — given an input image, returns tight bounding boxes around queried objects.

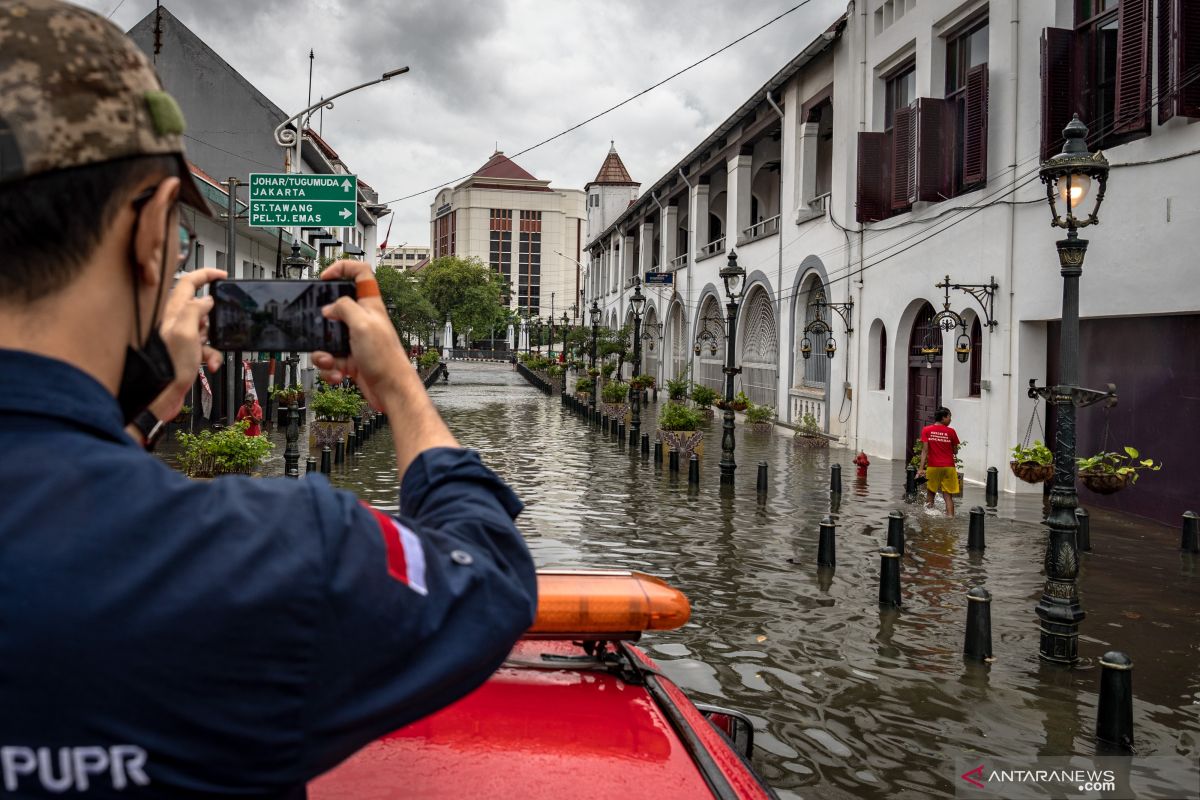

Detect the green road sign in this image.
[248,173,357,227]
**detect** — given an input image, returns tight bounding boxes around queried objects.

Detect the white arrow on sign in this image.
[339,208,352,219]
[341,179,352,192]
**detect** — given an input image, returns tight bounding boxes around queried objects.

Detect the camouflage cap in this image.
[0,0,210,214]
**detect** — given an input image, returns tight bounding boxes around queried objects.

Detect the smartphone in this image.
[209,279,356,355]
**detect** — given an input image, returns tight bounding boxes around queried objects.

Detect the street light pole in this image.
[589,300,601,416]
[1031,115,1114,665]
[718,251,745,486]
[629,278,646,446]
[281,241,311,479]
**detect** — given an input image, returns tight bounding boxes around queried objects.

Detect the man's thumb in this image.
[322,296,367,325]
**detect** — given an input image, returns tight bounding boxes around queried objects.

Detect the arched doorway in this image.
[696,295,724,393]
[906,302,942,450]
[738,285,778,407]
[666,301,687,381]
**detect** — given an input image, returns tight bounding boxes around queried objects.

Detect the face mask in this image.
[116,201,177,424]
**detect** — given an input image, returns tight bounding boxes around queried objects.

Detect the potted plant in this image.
[730,390,751,413]
[665,374,690,403]
[309,383,364,451]
[1010,440,1054,484]
[417,350,441,373]
[656,401,704,463]
[1077,446,1161,494]
[587,367,600,379]
[690,384,719,419]
[269,384,306,424]
[601,380,630,419]
[599,362,617,381]
[175,420,272,478]
[745,403,775,433]
[575,376,594,399]
[794,412,828,448]
[629,374,655,403]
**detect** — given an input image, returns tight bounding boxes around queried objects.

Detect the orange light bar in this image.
[527,569,691,639]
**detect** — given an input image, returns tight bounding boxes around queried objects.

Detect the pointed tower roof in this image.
[586,141,639,190]
[473,150,539,181]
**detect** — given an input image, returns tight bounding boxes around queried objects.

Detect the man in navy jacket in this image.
[0,2,537,796]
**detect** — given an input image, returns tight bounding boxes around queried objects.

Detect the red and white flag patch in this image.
[365,506,428,596]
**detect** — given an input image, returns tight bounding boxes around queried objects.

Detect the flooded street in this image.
[177,362,1200,799]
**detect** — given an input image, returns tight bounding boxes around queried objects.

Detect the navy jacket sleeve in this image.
[300,447,537,777]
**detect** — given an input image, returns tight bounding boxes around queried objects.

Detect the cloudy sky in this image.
[86,0,846,245]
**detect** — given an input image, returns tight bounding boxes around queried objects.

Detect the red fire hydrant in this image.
[854,451,870,478]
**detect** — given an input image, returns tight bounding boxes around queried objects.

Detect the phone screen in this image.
[209,279,356,355]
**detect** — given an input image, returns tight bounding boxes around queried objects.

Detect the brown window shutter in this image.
[891,104,916,210]
[1041,28,1076,161]
[1179,0,1200,117]
[915,98,947,202]
[963,65,989,186]
[1158,0,1176,124]
[856,131,890,223]
[1113,0,1152,135]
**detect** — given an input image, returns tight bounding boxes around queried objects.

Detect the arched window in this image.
[969,318,982,397]
[739,287,779,407]
[802,277,830,388]
[878,326,888,390]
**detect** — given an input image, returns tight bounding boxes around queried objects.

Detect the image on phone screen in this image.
[210,280,356,355]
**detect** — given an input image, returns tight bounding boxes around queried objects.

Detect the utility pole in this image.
[224,177,239,427]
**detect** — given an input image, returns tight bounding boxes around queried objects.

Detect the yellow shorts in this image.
[926,467,960,494]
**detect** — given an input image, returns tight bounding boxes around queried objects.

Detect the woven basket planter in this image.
[1079,470,1131,495]
[656,429,704,463]
[749,421,774,434]
[794,433,829,449]
[1010,461,1054,484]
[601,402,629,420]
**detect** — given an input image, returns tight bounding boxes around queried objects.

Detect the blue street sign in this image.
[644,272,673,286]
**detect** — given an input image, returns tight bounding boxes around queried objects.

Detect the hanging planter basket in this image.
[1078,470,1131,495]
[1010,461,1054,484]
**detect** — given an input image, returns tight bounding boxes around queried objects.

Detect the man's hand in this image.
[312,260,413,411]
[147,268,226,421]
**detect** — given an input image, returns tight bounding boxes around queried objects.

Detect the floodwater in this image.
[174,362,1200,799]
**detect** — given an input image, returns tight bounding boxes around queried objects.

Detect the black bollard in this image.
[305,456,317,475]
[985,466,999,505]
[879,546,901,607]
[604,416,611,435]
[963,586,993,661]
[817,515,836,567]
[968,506,986,551]
[886,511,905,556]
[1182,511,1199,553]
[641,433,650,459]
[320,446,331,475]
[830,463,842,496]
[334,440,344,466]
[617,421,625,443]
[757,462,768,496]
[668,449,679,474]
[654,441,663,469]
[688,454,700,486]
[1096,651,1134,750]
[905,465,917,498]
[1076,507,1092,552]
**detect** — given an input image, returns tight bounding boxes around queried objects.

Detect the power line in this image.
[376,0,820,206]
[106,0,129,19]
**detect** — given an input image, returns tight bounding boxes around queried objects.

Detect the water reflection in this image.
[179,363,1200,799]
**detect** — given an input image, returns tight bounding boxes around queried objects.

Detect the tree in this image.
[377,264,437,348]
[598,324,633,376]
[417,256,507,344]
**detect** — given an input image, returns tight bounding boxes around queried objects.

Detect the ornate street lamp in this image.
[718,250,745,486]
[534,316,543,357]
[589,300,602,415]
[629,278,646,445]
[800,297,853,361]
[1030,114,1115,665]
[560,311,570,364]
[280,240,310,479]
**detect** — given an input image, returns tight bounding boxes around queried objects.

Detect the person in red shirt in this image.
[917,406,960,516]
[236,393,264,437]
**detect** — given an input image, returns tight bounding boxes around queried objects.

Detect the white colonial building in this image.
[583,0,1200,524]
[430,152,586,321]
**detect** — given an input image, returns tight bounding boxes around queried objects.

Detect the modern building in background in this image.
[583,0,1200,524]
[379,244,432,270]
[430,152,586,319]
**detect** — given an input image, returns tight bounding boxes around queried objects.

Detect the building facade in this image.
[431,152,586,320]
[583,0,1200,524]
[379,244,432,270]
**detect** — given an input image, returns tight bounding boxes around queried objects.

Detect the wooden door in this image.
[907,303,942,449]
